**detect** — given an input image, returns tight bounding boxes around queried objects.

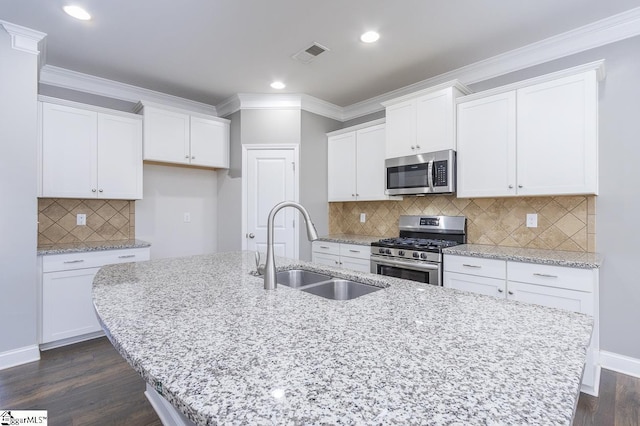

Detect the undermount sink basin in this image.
[276,269,331,288]
[275,269,383,300]
[300,279,383,300]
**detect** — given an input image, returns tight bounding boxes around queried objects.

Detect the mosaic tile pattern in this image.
[329,195,596,252]
[38,198,135,245]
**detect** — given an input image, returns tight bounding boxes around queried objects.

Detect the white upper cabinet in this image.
[39,99,143,200]
[456,63,602,198]
[327,121,390,202]
[383,81,470,159]
[138,101,230,169]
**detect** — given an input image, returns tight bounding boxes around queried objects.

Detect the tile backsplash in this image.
[329,195,596,252]
[38,198,135,246]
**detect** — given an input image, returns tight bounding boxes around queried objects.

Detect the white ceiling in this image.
[1,1,639,107]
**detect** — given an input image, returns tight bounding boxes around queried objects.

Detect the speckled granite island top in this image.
[93,251,592,425]
[37,239,150,255]
[317,234,383,245]
[443,244,603,269]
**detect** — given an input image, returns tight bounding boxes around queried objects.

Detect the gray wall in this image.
[0,31,39,354]
[342,109,386,128]
[39,83,138,113]
[300,111,342,260]
[217,110,242,251]
[468,35,640,359]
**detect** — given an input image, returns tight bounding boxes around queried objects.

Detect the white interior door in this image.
[245,148,296,258]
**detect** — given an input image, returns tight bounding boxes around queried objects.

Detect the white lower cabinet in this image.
[444,253,600,396]
[40,247,150,347]
[312,241,370,273]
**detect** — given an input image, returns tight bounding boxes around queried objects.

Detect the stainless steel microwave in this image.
[385,149,456,195]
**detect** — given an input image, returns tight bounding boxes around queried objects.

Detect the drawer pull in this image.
[63,260,85,264]
[348,249,360,253]
[320,246,330,249]
[533,273,558,278]
[462,264,481,268]
[508,291,514,295]
[118,255,136,259]
[497,288,504,293]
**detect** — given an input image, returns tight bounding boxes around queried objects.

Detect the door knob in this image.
[248,233,255,239]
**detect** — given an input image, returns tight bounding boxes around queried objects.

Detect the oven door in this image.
[371,256,441,285]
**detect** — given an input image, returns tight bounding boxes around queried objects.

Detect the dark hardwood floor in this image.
[0,337,638,425]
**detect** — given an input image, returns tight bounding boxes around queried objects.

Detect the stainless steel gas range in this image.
[370,215,467,286]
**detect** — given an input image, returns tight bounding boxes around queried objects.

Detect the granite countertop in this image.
[443,244,603,269]
[37,239,151,256]
[93,251,592,425]
[316,234,383,245]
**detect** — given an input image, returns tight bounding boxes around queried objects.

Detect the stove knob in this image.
[378,248,385,254]
[398,250,405,256]
[385,249,392,255]
[413,252,419,258]
[420,253,428,259]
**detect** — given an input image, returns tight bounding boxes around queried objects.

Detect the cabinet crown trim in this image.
[326,118,385,137]
[135,100,230,123]
[38,95,142,120]
[381,80,472,107]
[457,60,605,104]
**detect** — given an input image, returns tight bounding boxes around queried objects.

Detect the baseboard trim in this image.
[600,350,640,378]
[0,345,40,370]
[39,331,104,351]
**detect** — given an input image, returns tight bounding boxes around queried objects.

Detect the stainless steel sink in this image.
[276,269,331,288]
[300,279,383,300]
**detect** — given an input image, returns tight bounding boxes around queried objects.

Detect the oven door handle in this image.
[373,257,440,272]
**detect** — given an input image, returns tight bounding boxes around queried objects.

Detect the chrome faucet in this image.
[259,201,319,290]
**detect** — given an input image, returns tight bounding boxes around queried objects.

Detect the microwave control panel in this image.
[434,160,448,186]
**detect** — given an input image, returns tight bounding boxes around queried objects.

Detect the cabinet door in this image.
[443,271,506,298]
[328,132,357,201]
[507,281,593,314]
[42,267,102,343]
[143,106,190,164]
[190,116,229,168]
[416,88,455,152]
[41,102,98,198]
[456,92,517,198]
[97,113,143,199]
[355,124,387,201]
[340,256,371,273]
[516,71,598,195]
[312,252,341,268]
[385,100,416,158]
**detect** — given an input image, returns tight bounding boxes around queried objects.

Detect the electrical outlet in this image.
[76,213,86,226]
[360,213,366,223]
[526,213,538,228]
[184,212,191,223]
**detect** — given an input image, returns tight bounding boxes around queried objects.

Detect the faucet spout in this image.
[264,201,318,290]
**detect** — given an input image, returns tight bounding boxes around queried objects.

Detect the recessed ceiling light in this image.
[270,81,286,90]
[360,31,380,43]
[63,5,92,21]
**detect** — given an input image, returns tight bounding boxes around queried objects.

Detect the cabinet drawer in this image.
[444,255,506,279]
[42,247,150,272]
[312,241,340,256]
[339,244,370,260]
[507,262,595,293]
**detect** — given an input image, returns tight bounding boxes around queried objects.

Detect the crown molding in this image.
[341,6,640,121]
[39,65,218,115]
[0,21,46,55]
[216,93,344,121]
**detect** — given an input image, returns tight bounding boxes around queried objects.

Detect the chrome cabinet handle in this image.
[416,144,421,149]
[99,189,103,193]
[349,249,360,253]
[462,264,481,268]
[185,155,190,159]
[191,156,195,159]
[335,260,339,265]
[518,184,523,188]
[497,288,504,293]
[63,259,84,264]
[533,273,558,278]
[92,189,97,192]
[410,145,415,150]
[248,233,255,239]
[508,291,514,295]
[508,185,514,189]
[118,254,135,259]
[320,245,330,249]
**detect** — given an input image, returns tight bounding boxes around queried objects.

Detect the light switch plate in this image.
[526,213,538,228]
[76,213,86,226]
[184,212,191,223]
[360,213,366,223]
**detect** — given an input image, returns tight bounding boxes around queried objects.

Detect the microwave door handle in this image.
[427,159,434,192]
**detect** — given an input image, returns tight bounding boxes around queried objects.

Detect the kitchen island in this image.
[93,251,592,425]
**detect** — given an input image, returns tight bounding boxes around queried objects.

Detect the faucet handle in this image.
[255,251,265,275]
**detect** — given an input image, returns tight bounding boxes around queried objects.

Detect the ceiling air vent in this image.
[292,42,330,64]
